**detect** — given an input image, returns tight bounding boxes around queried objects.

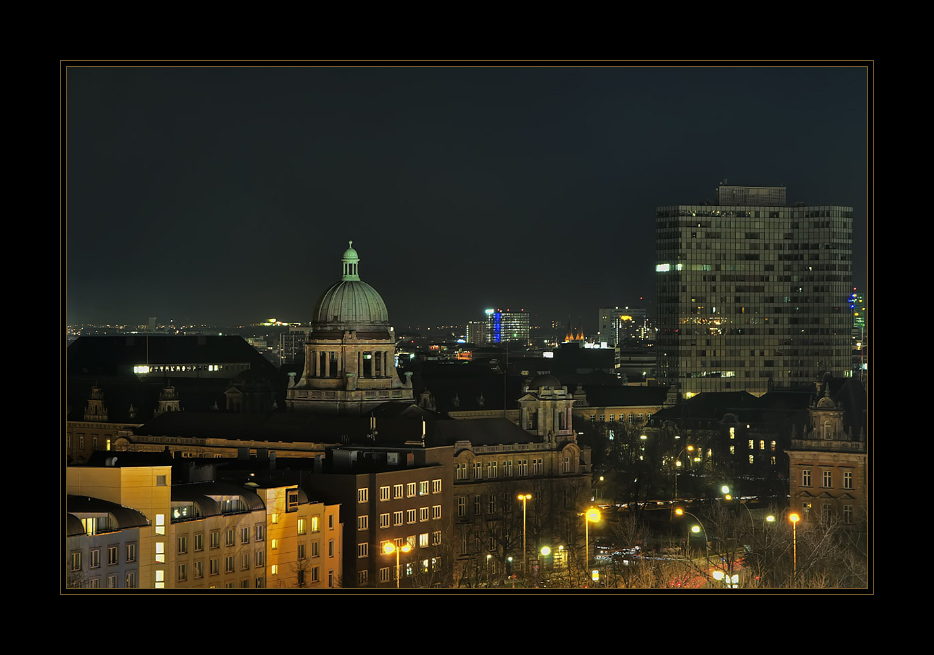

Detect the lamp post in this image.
[675,508,711,575]
[517,493,531,584]
[584,507,601,573]
[383,541,411,589]
[789,512,800,587]
[673,445,693,500]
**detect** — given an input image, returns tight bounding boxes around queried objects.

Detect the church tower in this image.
[287,242,414,415]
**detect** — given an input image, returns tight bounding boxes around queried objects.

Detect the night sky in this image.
[64,64,871,334]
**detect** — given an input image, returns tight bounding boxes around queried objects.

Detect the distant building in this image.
[465,320,488,346]
[485,309,530,345]
[597,307,647,347]
[286,242,414,415]
[65,335,281,464]
[655,183,854,397]
[280,325,310,367]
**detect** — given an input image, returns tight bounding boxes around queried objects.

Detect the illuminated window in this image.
[419,481,429,495]
[298,518,306,535]
[155,542,165,563]
[155,514,166,536]
[271,539,278,550]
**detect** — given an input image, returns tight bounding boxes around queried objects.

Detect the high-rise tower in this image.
[655,184,853,397]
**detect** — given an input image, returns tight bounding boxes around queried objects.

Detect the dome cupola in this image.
[311,241,389,331]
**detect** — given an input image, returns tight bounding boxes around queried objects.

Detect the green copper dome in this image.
[311,241,389,330]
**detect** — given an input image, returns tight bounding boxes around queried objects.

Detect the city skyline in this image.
[64,63,872,332]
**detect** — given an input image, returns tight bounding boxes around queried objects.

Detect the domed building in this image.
[286,242,414,415]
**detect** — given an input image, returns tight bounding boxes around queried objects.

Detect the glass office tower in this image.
[655,185,853,397]
[485,309,530,345]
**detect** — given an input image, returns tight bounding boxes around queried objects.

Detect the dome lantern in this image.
[342,241,360,281]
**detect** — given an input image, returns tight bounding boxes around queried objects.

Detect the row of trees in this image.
[585,500,870,589]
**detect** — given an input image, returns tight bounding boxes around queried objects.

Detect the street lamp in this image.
[584,507,601,571]
[518,493,531,582]
[675,508,711,575]
[673,445,694,500]
[789,512,800,587]
[383,541,412,589]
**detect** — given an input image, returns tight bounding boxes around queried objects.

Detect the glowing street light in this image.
[383,541,412,589]
[789,512,800,586]
[518,493,532,582]
[584,507,601,571]
[675,507,711,573]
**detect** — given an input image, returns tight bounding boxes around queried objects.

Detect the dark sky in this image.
[64,64,871,334]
